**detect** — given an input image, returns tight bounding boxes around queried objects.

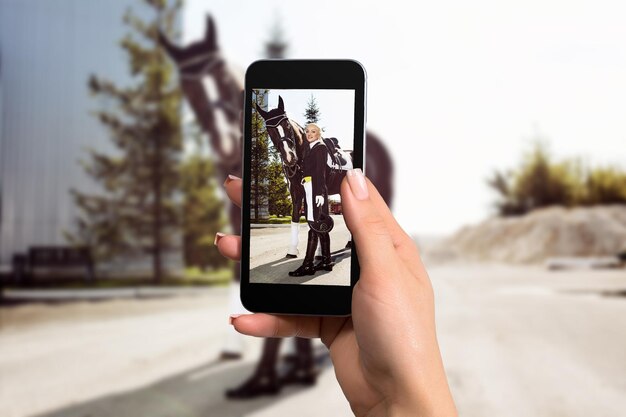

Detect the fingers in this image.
[216,176,242,262]
[224,175,242,207]
[214,233,241,261]
[341,169,401,276]
[231,313,322,338]
[341,169,425,279]
[365,178,423,274]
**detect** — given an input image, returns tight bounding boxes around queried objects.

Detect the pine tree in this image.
[264,17,288,59]
[261,19,292,218]
[267,144,292,217]
[68,0,182,283]
[303,94,321,124]
[251,90,270,221]
[180,133,228,270]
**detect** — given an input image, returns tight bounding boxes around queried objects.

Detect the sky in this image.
[184,0,626,236]
[265,89,355,150]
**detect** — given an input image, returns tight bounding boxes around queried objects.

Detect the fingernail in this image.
[214,232,226,245]
[229,314,242,325]
[346,169,369,200]
[224,174,240,186]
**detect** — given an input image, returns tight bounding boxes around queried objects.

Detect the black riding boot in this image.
[314,232,334,271]
[289,230,318,276]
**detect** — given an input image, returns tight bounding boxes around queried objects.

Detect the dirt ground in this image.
[1,263,625,417]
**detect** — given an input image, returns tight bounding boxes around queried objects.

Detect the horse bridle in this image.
[175,51,240,121]
[263,113,301,179]
[177,51,223,80]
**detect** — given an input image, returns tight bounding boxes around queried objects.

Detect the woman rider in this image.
[289,123,334,277]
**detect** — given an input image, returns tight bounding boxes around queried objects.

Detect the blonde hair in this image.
[305,123,322,139]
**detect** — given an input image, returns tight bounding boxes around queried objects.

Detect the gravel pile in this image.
[426,205,626,264]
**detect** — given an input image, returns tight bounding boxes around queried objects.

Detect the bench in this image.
[11,246,95,285]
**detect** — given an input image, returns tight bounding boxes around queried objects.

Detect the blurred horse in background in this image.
[159,15,394,398]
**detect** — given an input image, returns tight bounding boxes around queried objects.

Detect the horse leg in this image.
[287,189,301,258]
[315,241,323,259]
[287,220,300,258]
[225,338,282,398]
[281,338,317,385]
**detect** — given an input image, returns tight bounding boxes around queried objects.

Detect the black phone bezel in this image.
[241,60,366,316]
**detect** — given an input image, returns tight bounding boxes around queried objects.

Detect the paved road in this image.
[1,264,625,417]
[250,215,351,285]
[435,264,626,417]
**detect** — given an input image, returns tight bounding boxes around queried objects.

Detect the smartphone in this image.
[240,60,366,316]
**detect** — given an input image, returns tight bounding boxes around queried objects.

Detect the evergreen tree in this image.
[304,94,321,124]
[180,141,228,270]
[264,17,288,59]
[261,19,292,218]
[267,146,292,217]
[68,0,182,283]
[251,90,270,221]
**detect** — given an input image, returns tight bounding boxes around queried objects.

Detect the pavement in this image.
[1,263,625,417]
[1,287,216,302]
[250,215,351,285]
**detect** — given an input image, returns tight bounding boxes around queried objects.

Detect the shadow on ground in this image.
[251,248,352,284]
[34,346,332,417]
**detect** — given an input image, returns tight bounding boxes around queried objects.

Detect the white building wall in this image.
[0,0,179,267]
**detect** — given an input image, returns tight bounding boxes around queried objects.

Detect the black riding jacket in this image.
[302,139,330,203]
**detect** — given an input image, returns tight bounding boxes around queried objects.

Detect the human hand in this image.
[216,170,457,417]
[316,195,324,207]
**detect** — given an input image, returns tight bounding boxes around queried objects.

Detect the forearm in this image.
[389,348,457,417]
[360,342,457,417]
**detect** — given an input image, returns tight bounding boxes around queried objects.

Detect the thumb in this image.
[341,169,399,275]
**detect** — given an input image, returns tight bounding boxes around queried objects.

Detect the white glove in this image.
[316,195,324,207]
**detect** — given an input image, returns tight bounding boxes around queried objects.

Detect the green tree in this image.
[488,140,626,216]
[251,90,270,221]
[264,17,288,59]
[267,146,293,216]
[488,142,578,215]
[584,166,626,204]
[303,94,321,124]
[261,20,292,218]
[180,148,228,270]
[68,0,182,283]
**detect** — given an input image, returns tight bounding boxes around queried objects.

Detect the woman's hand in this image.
[216,170,457,417]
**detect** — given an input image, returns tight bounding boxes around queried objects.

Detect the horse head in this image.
[158,15,242,170]
[255,95,303,170]
[158,15,223,78]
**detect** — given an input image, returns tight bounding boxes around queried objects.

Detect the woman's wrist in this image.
[388,350,457,416]
[387,387,457,417]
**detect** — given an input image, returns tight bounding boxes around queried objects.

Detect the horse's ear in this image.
[278,96,285,112]
[205,15,217,50]
[255,102,269,119]
[158,31,182,62]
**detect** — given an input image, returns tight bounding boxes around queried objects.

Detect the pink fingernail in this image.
[229,314,242,325]
[346,169,369,200]
[214,232,226,245]
[224,174,240,186]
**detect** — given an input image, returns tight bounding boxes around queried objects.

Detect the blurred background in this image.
[1,0,625,416]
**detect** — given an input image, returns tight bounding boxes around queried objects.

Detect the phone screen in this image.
[249,88,355,286]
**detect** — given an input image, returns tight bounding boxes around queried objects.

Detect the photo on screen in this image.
[250,89,355,286]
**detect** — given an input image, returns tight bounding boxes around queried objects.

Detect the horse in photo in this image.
[255,95,353,258]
